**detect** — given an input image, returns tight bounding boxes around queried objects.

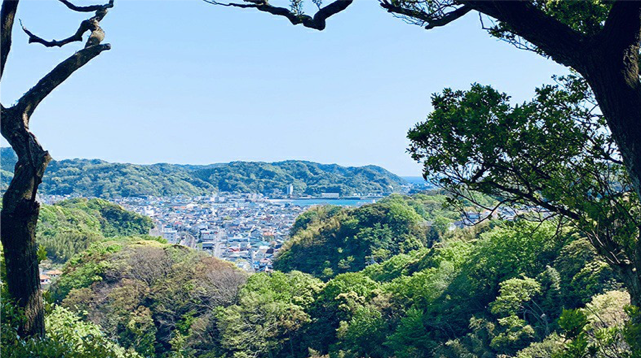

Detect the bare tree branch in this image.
[20,0,111,49]
[380,1,471,30]
[1,0,19,81]
[21,19,91,47]
[206,0,353,30]
[15,43,111,119]
[59,0,113,13]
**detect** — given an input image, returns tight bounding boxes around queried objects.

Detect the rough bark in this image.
[0,108,50,338]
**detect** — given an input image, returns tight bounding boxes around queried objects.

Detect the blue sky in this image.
[1,0,565,176]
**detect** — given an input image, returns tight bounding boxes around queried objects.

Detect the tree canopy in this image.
[274,193,459,278]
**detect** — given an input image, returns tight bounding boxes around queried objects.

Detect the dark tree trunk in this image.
[579,9,641,309]
[1,200,46,338]
[579,2,641,201]
[1,107,51,338]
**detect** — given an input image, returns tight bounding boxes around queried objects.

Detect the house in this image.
[40,274,51,285]
[44,269,62,278]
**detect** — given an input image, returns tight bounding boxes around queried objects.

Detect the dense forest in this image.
[37,198,153,263]
[0,148,406,198]
[274,193,459,278]
[2,194,638,357]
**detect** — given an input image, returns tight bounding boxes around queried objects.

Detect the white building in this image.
[161,227,179,243]
[321,193,340,199]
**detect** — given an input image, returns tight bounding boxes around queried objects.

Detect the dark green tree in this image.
[407,78,641,307]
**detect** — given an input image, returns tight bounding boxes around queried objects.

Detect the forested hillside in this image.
[274,193,460,278]
[3,194,638,357]
[0,148,406,198]
[191,160,405,196]
[217,221,637,358]
[50,236,247,357]
[27,221,641,357]
[37,198,153,263]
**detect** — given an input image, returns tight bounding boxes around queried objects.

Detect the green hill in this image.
[274,193,460,278]
[190,160,405,196]
[37,198,154,263]
[1,148,406,198]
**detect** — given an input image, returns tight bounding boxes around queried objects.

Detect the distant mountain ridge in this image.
[0,148,407,198]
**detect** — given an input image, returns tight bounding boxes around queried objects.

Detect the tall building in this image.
[287,184,294,197]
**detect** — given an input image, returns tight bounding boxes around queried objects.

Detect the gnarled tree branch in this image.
[206,0,353,30]
[16,43,111,119]
[21,19,90,47]
[59,0,113,13]
[20,0,111,49]
[380,1,470,30]
[1,0,114,338]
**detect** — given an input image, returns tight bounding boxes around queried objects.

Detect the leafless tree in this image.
[1,0,113,337]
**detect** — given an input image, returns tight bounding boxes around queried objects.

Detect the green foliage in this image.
[6,171,632,357]
[18,199,633,357]
[49,236,247,357]
[490,277,541,317]
[50,237,129,301]
[407,76,639,309]
[275,192,455,278]
[37,198,153,263]
[384,307,433,358]
[216,271,322,358]
[1,297,140,358]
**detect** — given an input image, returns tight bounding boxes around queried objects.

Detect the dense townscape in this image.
[118,194,313,272]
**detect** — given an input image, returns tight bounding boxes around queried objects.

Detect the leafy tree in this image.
[407,79,641,309]
[50,236,247,357]
[215,271,322,358]
[275,193,451,278]
[555,291,635,358]
[1,297,140,358]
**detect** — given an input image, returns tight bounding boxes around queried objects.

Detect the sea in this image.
[268,198,377,207]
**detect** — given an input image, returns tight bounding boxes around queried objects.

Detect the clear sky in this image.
[1,0,566,176]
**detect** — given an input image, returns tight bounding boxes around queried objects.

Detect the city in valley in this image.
[112,193,378,272]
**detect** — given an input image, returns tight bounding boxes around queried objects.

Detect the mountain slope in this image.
[1,148,406,198]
